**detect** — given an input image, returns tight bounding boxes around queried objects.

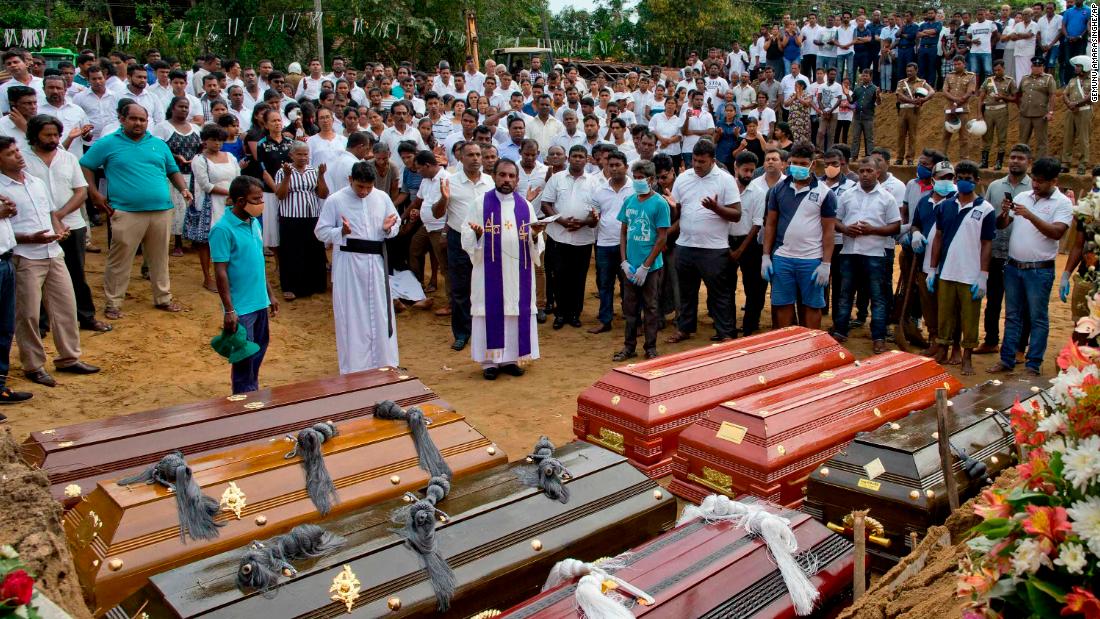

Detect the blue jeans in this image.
[681,153,692,168]
[783,56,801,76]
[1000,264,1054,372]
[595,245,623,326]
[917,49,938,85]
[837,53,855,82]
[879,62,893,90]
[446,227,473,342]
[231,308,269,394]
[968,52,992,83]
[819,55,838,74]
[0,256,14,390]
[835,254,889,341]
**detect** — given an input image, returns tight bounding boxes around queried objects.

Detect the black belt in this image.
[0,250,11,261]
[339,238,393,336]
[1008,258,1055,270]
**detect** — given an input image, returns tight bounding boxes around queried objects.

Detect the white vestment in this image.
[315,186,400,374]
[461,190,545,367]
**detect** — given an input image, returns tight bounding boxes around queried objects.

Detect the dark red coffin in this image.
[22,368,439,506]
[492,497,854,619]
[575,327,853,477]
[669,351,962,508]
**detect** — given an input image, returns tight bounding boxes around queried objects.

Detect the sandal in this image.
[104,307,123,320]
[612,349,637,362]
[665,331,692,344]
[155,302,183,313]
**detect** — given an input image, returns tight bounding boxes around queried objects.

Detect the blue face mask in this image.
[632,179,651,195]
[916,164,933,180]
[788,164,811,181]
[934,179,956,196]
[956,179,976,194]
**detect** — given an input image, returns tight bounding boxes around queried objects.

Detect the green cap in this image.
[210,324,260,364]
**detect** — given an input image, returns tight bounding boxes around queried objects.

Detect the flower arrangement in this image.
[0,545,41,618]
[957,339,1100,619]
[1071,183,1100,298]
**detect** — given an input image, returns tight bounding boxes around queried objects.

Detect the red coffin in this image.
[494,498,855,619]
[669,351,962,507]
[574,327,853,477]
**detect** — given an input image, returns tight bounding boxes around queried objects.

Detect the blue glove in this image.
[1060,272,1071,303]
[812,261,831,287]
[761,254,773,282]
[926,273,937,293]
[621,260,635,280]
[632,264,650,286]
[971,271,988,300]
[910,230,926,254]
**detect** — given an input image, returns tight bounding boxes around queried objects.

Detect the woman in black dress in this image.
[272,141,329,300]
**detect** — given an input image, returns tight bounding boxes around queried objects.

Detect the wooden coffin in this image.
[492,498,855,619]
[575,327,853,477]
[668,351,962,508]
[66,403,507,615]
[803,379,1045,569]
[117,442,676,618]
[23,368,444,506]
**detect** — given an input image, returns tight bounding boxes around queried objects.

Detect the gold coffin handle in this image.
[687,466,735,496]
[826,521,893,548]
[586,428,626,454]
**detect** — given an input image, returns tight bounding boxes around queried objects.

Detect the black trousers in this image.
[735,240,767,335]
[59,227,97,326]
[447,227,473,341]
[623,268,664,354]
[658,242,680,317]
[553,242,592,321]
[277,216,328,297]
[543,236,559,311]
[676,246,734,338]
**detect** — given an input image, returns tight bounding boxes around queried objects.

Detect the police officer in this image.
[1017,56,1057,158]
[941,55,976,159]
[976,59,1017,170]
[894,62,935,165]
[1060,56,1092,176]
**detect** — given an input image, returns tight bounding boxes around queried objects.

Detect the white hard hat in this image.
[966,119,987,136]
[944,119,961,133]
[914,87,929,97]
[287,62,302,74]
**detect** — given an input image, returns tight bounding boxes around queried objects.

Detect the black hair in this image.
[1009,143,1032,158]
[200,123,228,142]
[347,131,372,150]
[26,114,63,146]
[692,138,717,158]
[6,85,35,107]
[653,153,675,175]
[397,140,419,156]
[789,141,815,160]
[493,158,519,175]
[229,175,264,201]
[166,95,190,120]
[734,150,759,167]
[871,146,892,161]
[414,150,438,167]
[1030,157,1061,181]
[568,144,589,157]
[833,143,852,162]
[349,161,377,183]
[955,160,980,178]
[605,149,628,165]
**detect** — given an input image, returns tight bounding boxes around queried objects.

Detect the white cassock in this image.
[461,190,545,368]
[315,186,400,374]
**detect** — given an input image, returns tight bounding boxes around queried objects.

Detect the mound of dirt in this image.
[0,429,91,619]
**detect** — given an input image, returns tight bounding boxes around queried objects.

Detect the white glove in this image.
[632,264,650,286]
[971,271,988,300]
[910,230,926,253]
[621,260,635,279]
[761,254,773,281]
[813,261,831,287]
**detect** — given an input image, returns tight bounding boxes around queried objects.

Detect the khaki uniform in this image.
[1018,72,1057,157]
[1061,75,1092,170]
[979,75,1016,156]
[941,70,976,158]
[896,77,932,162]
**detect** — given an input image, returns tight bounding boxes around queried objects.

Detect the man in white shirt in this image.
[40,76,93,158]
[831,156,901,352]
[731,74,756,120]
[463,56,486,95]
[967,9,998,85]
[0,87,37,152]
[551,110,585,154]
[835,12,857,81]
[815,67,844,151]
[146,60,173,107]
[0,137,99,388]
[679,91,714,168]
[23,115,109,333]
[526,94,563,158]
[73,66,119,143]
[380,100,425,172]
[406,150,450,315]
[120,64,164,128]
[1036,4,1062,70]
[801,14,825,74]
[190,54,219,97]
[666,140,742,343]
[294,59,326,100]
[541,145,597,329]
[430,61,456,97]
[747,91,777,137]
[703,64,730,99]
[586,150,633,334]
[435,142,494,350]
[648,101,683,162]
[779,62,811,116]
[322,56,346,82]
[726,43,750,82]
[226,86,252,133]
[727,150,766,336]
[1,50,45,115]
[989,156,1071,375]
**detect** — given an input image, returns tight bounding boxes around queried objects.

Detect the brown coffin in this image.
[23,368,444,506]
[669,351,962,508]
[575,327,853,477]
[493,498,854,619]
[65,403,507,615]
[118,442,676,618]
[803,379,1045,569]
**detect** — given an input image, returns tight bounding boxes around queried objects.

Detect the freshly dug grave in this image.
[0,428,92,619]
[839,469,1020,619]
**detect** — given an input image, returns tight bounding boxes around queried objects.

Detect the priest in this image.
[314,161,400,374]
[461,159,546,380]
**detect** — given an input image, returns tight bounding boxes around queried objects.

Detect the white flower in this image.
[1044,435,1070,454]
[0,544,17,559]
[1063,435,1100,492]
[1049,366,1100,405]
[1011,538,1052,575]
[1054,542,1088,574]
[1068,496,1100,558]
[1037,411,1067,435]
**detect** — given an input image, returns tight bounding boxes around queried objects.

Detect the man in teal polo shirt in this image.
[79,103,192,319]
[211,176,278,394]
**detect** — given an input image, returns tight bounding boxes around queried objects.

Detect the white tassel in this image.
[542,557,651,618]
[678,495,820,616]
[575,574,636,619]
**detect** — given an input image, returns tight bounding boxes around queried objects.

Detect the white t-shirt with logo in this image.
[1007,189,1073,262]
[968,19,996,54]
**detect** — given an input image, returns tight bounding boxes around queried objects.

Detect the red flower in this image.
[0,569,34,607]
[1011,399,1046,447]
[1062,587,1100,619]
[1018,449,1054,491]
[1021,505,1073,545]
[1058,341,1096,370]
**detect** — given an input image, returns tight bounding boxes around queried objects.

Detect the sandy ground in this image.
[5,221,1077,461]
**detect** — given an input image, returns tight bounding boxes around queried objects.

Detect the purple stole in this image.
[481,190,534,358]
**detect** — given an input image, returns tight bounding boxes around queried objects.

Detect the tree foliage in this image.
[636,0,764,65]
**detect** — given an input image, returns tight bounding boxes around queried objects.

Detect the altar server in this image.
[314,161,400,374]
[461,159,546,380]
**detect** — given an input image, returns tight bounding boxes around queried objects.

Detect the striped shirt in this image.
[274,165,321,218]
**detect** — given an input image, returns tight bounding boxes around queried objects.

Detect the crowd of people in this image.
[0,2,1093,410]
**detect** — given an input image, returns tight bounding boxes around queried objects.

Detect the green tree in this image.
[636,0,764,65]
